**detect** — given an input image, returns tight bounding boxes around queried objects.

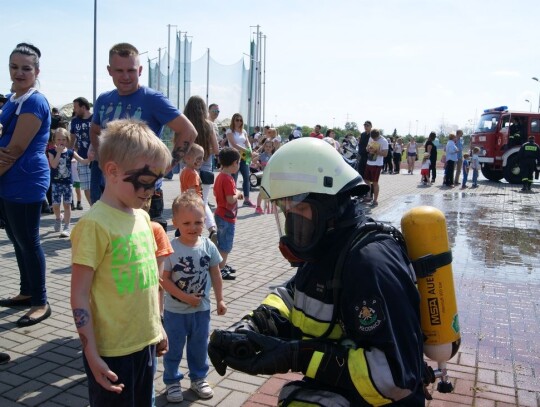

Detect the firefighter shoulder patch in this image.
[355,297,385,334]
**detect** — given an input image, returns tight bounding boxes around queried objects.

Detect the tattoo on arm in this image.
[73,308,90,329]
[171,141,191,166]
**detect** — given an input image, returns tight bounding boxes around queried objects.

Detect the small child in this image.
[213,147,243,280]
[179,144,217,243]
[471,147,480,188]
[420,152,431,185]
[161,190,226,403]
[47,128,90,237]
[255,140,274,214]
[461,153,470,189]
[70,119,170,406]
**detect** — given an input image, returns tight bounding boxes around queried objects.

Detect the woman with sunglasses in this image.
[226,113,256,207]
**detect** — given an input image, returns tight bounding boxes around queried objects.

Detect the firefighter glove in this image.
[223,330,301,375]
[208,330,258,376]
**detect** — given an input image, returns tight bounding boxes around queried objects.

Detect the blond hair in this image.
[54,127,71,144]
[99,119,172,171]
[172,189,205,216]
[183,143,204,160]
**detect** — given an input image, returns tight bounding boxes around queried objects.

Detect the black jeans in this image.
[444,160,455,186]
[429,158,437,181]
[393,152,401,173]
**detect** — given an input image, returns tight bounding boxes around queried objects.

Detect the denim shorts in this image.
[214,214,235,253]
[51,183,72,205]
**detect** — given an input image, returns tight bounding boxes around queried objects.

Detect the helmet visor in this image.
[272,194,318,250]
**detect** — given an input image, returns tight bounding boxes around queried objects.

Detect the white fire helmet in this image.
[260,137,368,200]
[260,138,369,264]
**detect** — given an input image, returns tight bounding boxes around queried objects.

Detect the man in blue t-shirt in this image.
[70,97,93,207]
[90,42,197,220]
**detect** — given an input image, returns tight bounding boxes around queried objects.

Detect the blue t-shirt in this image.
[70,115,92,158]
[48,148,74,184]
[0,92,51,203]
[93,86,180,137]
[456,138,463,160]
[462,159,470,175]
[163,237,222,314]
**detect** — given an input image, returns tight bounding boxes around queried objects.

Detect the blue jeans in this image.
[90,161,104,204]
[232,159,250,200]
[163,310,210,384]
[83,345,156,407]
[472,169,479,186]
[214,215,235,253]
[462,171,468,188]
[0,199,47,306]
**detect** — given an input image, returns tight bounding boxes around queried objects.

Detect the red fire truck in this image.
[470,106,540,183]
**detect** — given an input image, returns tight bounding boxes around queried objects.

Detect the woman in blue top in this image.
[0,43,52,327]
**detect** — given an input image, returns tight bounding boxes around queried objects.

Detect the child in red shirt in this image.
[213,148,242,280]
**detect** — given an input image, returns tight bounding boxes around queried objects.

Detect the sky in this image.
[2,0,539,136]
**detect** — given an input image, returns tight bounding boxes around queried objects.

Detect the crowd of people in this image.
[348,120,486,200]
[1,39,537,406]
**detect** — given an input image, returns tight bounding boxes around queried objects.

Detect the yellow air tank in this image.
[401,206,460,393]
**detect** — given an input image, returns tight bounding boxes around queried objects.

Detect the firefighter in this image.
[518,135,540,191]
[208,138,427,406]
[508,118,522,147]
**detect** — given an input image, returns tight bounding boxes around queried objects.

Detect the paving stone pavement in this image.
[1,167,539,406]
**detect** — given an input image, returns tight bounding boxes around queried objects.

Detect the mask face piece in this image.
[278,239,306,266]
[285,211,317,249]
[122,165,163,191]
[273,195,326,262]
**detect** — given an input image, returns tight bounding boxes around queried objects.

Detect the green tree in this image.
[344,122,358,132]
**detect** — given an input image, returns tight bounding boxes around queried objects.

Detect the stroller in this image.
[249,165,263,187]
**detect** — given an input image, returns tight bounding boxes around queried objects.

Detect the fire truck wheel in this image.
[481,165,504,182]
[503,154,522,184]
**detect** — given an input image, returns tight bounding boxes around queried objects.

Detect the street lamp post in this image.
[525,99,532,112]
[532,77,540,113]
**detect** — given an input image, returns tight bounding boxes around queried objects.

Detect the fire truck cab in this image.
[470,106,540,184]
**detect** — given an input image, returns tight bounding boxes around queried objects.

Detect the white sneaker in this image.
[54,214,64,232]
[60,224,70,238]
[190,379,214,399]
[166,383,183,403]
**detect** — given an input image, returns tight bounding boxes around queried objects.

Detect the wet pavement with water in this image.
[0,169,539,406]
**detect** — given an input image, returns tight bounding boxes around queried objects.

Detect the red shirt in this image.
[213,172,237,223]
[310,132,323,139]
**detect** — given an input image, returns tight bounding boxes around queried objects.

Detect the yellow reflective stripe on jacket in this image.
[279,401,319,407]
[348,348,392,406]
[261,293,290,319]
[291,308,342,339]
[305,351,324,378]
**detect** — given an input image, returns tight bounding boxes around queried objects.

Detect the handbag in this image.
[199,170,215,185]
